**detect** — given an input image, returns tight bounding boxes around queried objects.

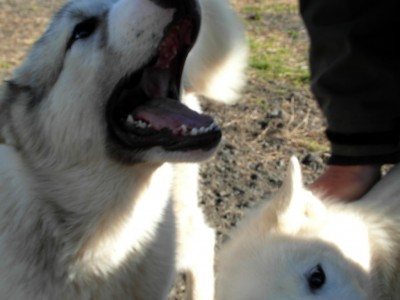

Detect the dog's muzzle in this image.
[106,0,222,159]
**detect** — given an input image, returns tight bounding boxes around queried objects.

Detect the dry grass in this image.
[0,0,64,79]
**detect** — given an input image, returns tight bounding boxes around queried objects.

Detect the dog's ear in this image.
[267,156,325,233]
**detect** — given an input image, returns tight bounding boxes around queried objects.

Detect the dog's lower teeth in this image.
[126,118,217,135]
[137,121,147,128]
[179,123,217,136]
[190,128,198,136]
[126,116,151,129]
[180,125,188,134]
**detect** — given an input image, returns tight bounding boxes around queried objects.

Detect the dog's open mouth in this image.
[106,17,221,154]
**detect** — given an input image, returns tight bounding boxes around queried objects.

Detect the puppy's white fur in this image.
[217,157,400,300]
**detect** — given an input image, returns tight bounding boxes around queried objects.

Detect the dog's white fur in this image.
[0,0,247,299]
[217,157,400,300]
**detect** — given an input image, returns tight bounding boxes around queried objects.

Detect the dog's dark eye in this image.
[306,264,326,292]
[67,17,98,49]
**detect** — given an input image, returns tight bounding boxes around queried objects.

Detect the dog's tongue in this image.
[132,98,214,133]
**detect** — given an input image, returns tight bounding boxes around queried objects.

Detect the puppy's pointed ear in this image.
[268,156,310,233]
[272,156,304,209]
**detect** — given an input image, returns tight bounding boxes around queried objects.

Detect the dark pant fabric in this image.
[299,0,400,165]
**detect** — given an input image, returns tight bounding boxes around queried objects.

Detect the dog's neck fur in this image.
[0,144,174,284]
[357,204,400,299]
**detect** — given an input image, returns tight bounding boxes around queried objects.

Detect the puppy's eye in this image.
[306,264,326,292]
[67,17,98,49]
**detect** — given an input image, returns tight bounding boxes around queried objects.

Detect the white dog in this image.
[0,0,247,299]
[217,157,400,300]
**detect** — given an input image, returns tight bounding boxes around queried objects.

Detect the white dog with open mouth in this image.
[217,157,400,300]
[0,0,247,299]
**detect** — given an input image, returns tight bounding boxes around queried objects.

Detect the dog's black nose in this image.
[149,0,181,8]
[149,0,200,25]
[149,0,197,11]
[149,0,175,8]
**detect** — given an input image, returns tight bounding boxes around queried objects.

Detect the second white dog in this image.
[217,157,400,300]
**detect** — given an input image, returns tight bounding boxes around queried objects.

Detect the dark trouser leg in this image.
[300,0,400,165]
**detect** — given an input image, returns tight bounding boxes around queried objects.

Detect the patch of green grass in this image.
[241,5,262,21]
[268,3,297,14]
[294,137,329,152]
[0,61,12,69]
[253,96,270,110]
[242,1,310,87]
[251,58,270,71]
[287,30,300,40]
[242,6,263,14]
[249,37,309,87]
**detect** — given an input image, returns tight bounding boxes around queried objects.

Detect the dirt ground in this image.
[0,0,328,298]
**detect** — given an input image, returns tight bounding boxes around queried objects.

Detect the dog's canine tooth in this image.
[127,115,134,124]
[205,122,216,132]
